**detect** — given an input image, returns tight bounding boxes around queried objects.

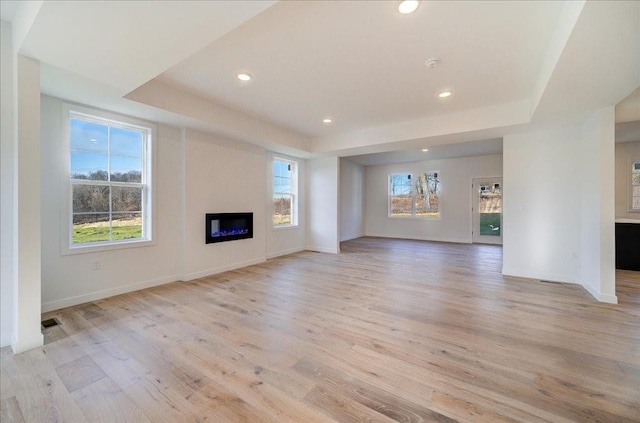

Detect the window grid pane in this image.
[72,184,109,213]
[70,151,108,180]
[273,194,293,226]
[420,171,441,218]
[111,186,142,212]
[72,213,111,244]
[389,174,412,195]
[390,195,412,216]
[112,213,143,241]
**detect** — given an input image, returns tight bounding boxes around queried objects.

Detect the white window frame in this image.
[61,103,156,255]
[272,156,299,228]
[388,171,441,219]
[631,159,640,213]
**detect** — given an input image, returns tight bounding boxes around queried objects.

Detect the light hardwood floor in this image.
[1,237,639,422]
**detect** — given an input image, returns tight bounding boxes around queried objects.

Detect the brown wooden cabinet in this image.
[615,222,640,270]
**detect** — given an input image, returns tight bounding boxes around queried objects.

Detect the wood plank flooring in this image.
[1,237,639,422]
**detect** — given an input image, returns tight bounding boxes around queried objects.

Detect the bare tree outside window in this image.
[389,172,440,218]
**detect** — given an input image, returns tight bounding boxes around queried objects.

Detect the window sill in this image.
[62,238,155,256]
[272,224,300,232]
[388,215,442,221]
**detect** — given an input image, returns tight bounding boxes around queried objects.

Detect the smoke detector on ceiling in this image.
[425,58,440,69]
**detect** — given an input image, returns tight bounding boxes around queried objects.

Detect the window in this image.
[273,157,298,227]
[389,173,413,216]
[632,160,640,212]
[66,107,153,251]
[389,172,440,218]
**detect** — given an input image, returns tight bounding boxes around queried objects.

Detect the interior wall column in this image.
[12,54,43,353]
[579,106,617,303]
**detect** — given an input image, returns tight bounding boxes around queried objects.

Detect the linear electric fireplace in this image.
[206,213,253,244]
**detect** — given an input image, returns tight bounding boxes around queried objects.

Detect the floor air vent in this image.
[41,318,59,329]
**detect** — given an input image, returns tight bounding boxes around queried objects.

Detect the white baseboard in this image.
[501,267,579,285]
[583,283,618,304]
[182,257,266,281]
[306,245,340,254]
[340,233,364,242]
[41,257,273,312]
[11,332,44,354]
[502,267,619,304]
[267,247,305,260]
[1,331,12,349]
[365,233,472,244]
[41,275,180,313]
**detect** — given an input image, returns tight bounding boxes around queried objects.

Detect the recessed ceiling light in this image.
[236,73,252,81]
[323,118,333,124]
[398,1,419,14]
[438,91,452,98]
[422,148,429,152]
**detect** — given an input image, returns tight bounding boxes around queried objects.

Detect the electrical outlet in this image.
[92,261,101,270]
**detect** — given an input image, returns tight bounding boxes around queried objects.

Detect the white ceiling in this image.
[159,0,562,137]
[347,138,503,166]
[13,1,277,95]
[615,87,640,143]
[2,0,639,164]
[616,121,640,144]
[616,87,640,124]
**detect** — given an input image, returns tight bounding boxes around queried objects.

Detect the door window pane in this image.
[633,161,640,211]
[479,183,501,236]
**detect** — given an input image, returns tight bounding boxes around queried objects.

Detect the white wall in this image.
[503,127,582,284]
[182,129,268,280]
[307,156,340,253]
[40,99,310,312]
[14,55,44,353]
[615,141,640,219]
[365,154,502,243]
[40,96,184,311]
[266,152,306,259]
[0,20,16,347]
[503,111,617,304]
[579,107,616,303]
[340,158,365,242]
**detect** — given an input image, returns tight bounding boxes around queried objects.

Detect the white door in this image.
[472,178,503,245]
